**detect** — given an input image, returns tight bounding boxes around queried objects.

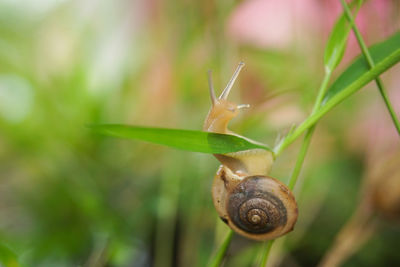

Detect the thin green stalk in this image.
[284,70,332,187]
[273,45,400,156]
[273,69,331,157]
[340,0,400,135]
[259,240,274,267]
[275,30,400,155]
[207,230,234,267]
[312,71,333,112]
[287,71,332,190]
[260,71,332,267]
[288,126,315,190]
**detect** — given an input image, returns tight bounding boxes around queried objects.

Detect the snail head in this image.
[203,62,250,133]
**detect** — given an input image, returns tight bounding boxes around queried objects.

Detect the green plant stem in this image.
[207,230,234,267]
[274,29,400,155]
[312,71,333,112]
[287,70,331,190]
[273,45,400,156]
[340,0,400,136]
[260,71,332,267]
[288,126,315,190]
[259,240,274,267]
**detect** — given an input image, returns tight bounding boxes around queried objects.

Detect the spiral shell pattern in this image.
[226,175,297,240]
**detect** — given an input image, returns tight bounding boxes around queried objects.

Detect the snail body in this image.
[204,62,298,241]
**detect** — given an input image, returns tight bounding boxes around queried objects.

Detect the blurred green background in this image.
[0,0,399,266]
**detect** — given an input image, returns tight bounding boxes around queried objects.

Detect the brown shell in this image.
[212,166,298,241]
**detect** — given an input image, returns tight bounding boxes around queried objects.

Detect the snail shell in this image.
[212,166,298,241]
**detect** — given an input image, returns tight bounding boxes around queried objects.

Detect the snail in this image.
[203,62,298,241]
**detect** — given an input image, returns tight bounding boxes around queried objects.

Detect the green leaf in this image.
[89,124,272,154]
[324,0,362,72]
[324,14,350,72]
[323,32,400,103]
[275,32,400,154]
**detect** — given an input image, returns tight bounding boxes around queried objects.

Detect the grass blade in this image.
[324,0,360,72]
[207,230,233,267]
[275,31,400,155]
[323,32,400,103]
[324,15,349,72]
[340,0,400,135]
[259,240,274,267]
[89,124,272,154]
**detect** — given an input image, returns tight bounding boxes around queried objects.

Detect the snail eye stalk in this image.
[237,104,250,110]
[219,61,245,100]
[208,70,216,105]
